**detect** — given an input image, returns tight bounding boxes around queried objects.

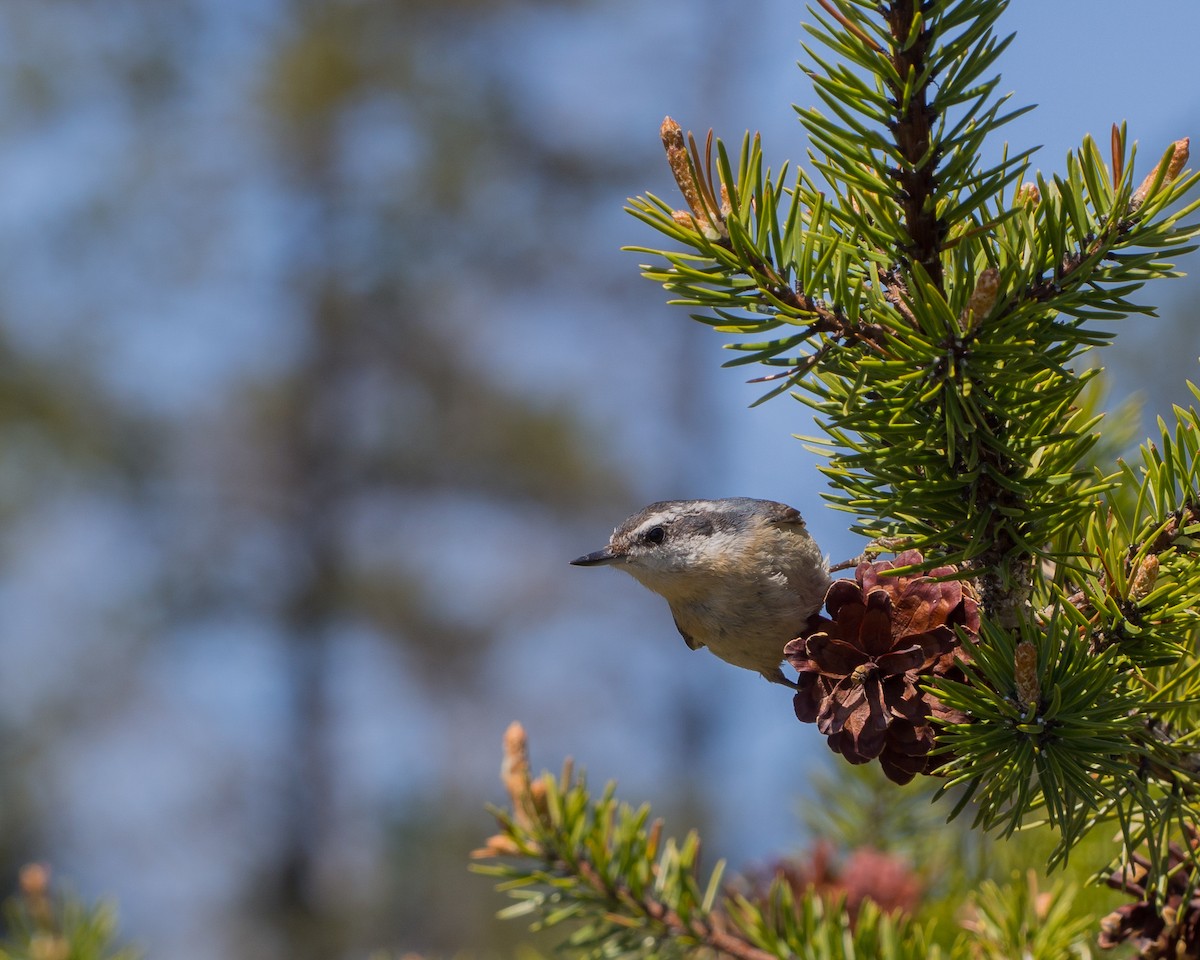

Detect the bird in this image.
[571,498,830,686]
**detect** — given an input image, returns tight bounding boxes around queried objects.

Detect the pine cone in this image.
[785,550,978,784]
[1099,828,1200,958]
[736,841,923,922]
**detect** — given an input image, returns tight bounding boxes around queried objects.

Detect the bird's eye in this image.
[644,526,666,545]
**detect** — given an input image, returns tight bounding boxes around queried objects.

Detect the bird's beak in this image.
[570,546,621,566]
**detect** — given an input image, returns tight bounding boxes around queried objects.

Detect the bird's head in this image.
[571,498,808,600]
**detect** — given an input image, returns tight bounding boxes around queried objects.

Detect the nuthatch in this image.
[571,498,829,686]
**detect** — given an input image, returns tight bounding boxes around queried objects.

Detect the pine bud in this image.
[661,117,704,221]
[1014,641,1039,712]
[500,721,548,830]
[1129,553,1159,601]
[18,863,49,899]
[961,267,1000,331]
[660,116,726,240]
[1131,137,1190,211]
[1013,182,1040,207]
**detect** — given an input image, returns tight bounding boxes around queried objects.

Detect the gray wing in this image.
[674,617,704,651]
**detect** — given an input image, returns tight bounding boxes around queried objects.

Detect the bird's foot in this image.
[764,667,799,689]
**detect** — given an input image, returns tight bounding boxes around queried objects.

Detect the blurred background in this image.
[0,1,1197,957]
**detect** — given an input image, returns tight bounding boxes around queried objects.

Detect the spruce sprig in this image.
[479,0,1200,949]
[626,0,1199,586]
[473,724,945,960]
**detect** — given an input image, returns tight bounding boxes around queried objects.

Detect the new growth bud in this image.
[1129,553,1159,602]
[961,267,1000,332]
[471,722,549,859]
[660,116,728,240]
[1131,137,1190,212]
[1013,641,1039,712]
[1013,182,1040,208]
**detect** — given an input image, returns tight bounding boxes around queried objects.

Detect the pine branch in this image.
[472,722,752,959]
[609,0,1200,927]
[473,724,936,960]
[883,0,945,287]
[0,864,139,960]
[642,118,893,363]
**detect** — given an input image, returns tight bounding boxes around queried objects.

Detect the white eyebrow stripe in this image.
[630,503,732,537]
[630,513,678,538]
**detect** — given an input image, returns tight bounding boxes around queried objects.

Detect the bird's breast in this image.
[669,575,805,674]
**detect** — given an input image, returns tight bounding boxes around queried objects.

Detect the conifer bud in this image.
[661,117,704,221]
[472,723,550,859]
[1014,641,1039,711]
[1013,182,1040,207]
[1131,137,1190,211]
[500,721,548,829]
[1129,553,1159,601]
[961,267,1000,331]
[660,116,726,240]
[18,863,54,928]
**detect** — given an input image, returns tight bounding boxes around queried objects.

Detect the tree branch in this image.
[885,0,945,288]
